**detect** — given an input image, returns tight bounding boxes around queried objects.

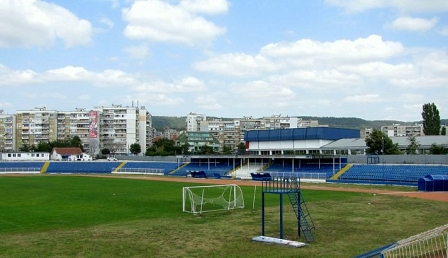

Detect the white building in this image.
[381,124,424,137]
[0,111,15,152]
[95,104,151,156]
[50,147,91,161]
[1,151,49,161]
[186,112,206,132]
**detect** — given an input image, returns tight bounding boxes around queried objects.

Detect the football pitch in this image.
[0,175,447,258]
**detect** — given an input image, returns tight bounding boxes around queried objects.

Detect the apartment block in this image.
[0,111,15,152]
[15,107,59,150]
[186,112,206,132]
[381,124,424,137]
[94,104,152,155]
[0,105,152,156]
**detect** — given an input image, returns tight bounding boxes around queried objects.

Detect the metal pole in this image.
[261,192,265,236]
[280,193,283,239]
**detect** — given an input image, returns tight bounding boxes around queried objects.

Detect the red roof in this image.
[51,147,83,155]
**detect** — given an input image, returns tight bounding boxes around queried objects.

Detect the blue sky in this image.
[1,0,448,121]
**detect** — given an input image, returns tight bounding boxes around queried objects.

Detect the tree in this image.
[70,136,84,151]
[199,145,215,155]
[442,127,446,135]
[429,143,448,154]
[101,148,110,155]
[221,145,233,155]
[129,143,141,155]
[145,138,181,156]
[19,144,31,152]
[405,135,420,155]
[36,141,52,152]
[236,142,246,155]
[422,103,441,135]
[365,129,400,155]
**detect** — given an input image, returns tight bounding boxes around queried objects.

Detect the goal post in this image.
[182,184,245,215]
[380,223,448,258]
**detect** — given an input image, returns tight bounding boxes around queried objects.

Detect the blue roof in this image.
[245,128,360,142]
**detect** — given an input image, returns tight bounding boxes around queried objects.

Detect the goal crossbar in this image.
[182,184,244,215]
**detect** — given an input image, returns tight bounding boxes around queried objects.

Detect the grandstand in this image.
[331,164,448,186]
[45,161,121,174]
[116,161,182,175]
[0,161,45,173]
[1,157,448,187]
[172,157,239,178]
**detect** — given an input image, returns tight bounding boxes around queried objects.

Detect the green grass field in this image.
[0,175,447,258]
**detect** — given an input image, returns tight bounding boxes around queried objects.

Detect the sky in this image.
[1,0,448,122]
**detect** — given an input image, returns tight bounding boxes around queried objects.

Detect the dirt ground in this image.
[102,175,448,203]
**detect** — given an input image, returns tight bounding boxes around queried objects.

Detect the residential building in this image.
[191,114,321,152]
[94,104,152,156]
[57,108,92,152]
[0,111,15,152]
[199,119,238,152]
[0,105,152,155]
[15,107,58,149]
[163,127,179,140]
[381,124,424,137]
[186,112,206,132]
[176,131,221,154]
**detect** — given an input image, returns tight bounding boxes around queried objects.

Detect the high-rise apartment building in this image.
[0,105,152,156]
[15,107,59,150]
[94,104,152,155]
[381,124,424,137]
[0,111,15,152]
[186,112,207,132]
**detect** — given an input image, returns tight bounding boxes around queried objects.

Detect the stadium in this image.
[1,127,447,257]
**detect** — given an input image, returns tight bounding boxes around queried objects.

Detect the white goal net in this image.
[381,223,448,258]
[182,184,245,215]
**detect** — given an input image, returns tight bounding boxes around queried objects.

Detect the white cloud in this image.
[124,44,149,60]
[326,0,448,13]
[44,66,136,86]
[195,35,403,79]
[438,27,448,36]
[344,94,381,103]
[229,80,296,109]
[0,0,93,48]
[0,65,136,86]
[134,76,207,93]
[126,93,185,106]
[122,0,226,46]
[99,17,114,30]
[193,53,277,77]
[179,0,229,14]
[389,17,438,32]
[261,35,403,64]
[194,95,222,110]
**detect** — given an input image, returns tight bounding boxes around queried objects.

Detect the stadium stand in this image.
[0,162,44,173]
[118,161,182,175]
[173,158,239,177]
[335,164,448,185]
[45,161,121,174]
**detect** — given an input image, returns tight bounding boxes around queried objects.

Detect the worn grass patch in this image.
[0,175,447,258]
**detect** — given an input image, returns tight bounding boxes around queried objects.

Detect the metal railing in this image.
[0,167,41,173]
[114,168,164,175]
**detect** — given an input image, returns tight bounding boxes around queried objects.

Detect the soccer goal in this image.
[381,223,448,258]
[182,184,245,215]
